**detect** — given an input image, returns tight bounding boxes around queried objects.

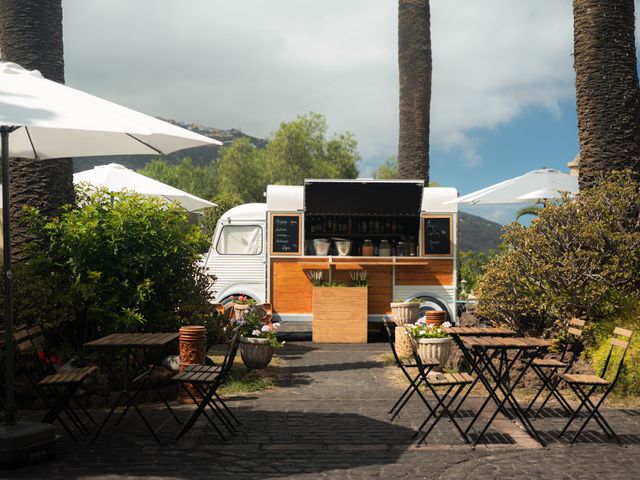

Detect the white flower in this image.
[261,324,271,332]
[251,329,261,336]
[416,317,426,326]
[442,321,452,328]
[273,322,281,329]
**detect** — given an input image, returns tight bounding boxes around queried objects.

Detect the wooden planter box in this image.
[312,286,368,343]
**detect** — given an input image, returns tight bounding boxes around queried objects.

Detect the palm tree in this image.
[398,0,431,183]
[0,0,75,260]
[573,0,640,189]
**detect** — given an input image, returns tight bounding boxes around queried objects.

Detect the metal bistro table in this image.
[457,335,553,446]
[85,333,180,444]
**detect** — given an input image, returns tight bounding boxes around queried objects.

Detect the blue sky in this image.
[61,0,596,224]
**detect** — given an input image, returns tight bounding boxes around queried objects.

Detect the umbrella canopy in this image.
[446,168,579,205]
[74,163,216,212]
[0,61,221,157]
[0,61,221,427]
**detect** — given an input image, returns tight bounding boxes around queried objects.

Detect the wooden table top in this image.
[85,333,179,349]
[460,336,553,349]
[443,327,515,336]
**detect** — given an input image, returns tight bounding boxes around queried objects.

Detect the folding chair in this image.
[557,326,634,444]
[172,328,241,443]
[382,319,439,421]
[9,325,97,441]
[410,339,472,445]
[525,318,585,418]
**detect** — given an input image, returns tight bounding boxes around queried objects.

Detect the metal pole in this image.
[2,127,16,425]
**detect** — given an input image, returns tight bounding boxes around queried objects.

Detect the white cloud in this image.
[61,0,576,168]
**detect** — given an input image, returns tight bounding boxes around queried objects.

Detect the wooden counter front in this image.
[271,256,453,315]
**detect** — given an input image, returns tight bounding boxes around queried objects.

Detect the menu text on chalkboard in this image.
[271,214,302,255]
[423,216,452,255]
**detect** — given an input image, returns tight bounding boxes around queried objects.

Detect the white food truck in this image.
[204,179,458,330]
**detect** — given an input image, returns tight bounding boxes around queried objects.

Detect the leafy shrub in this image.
[10,187,217,351]
[476,170,640,336]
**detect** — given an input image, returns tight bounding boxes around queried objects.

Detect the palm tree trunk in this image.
[398,0,431,183]
[573,0,640,189]
[0,0,75,261]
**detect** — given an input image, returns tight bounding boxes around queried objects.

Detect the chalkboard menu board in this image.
[423,216,452,256]
[271,214,302,255]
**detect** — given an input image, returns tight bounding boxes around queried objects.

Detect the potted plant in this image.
[406,319,453,371]
[390,297,420,326]
[231,294,256,321]
[233,306,283,369]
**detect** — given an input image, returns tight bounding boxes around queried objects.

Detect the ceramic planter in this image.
[178,325,206,404]
[416,337,452,371]
[390,302,420,326]
[239,336,274,369]
[425,310,447,326]
[394,326,414,358]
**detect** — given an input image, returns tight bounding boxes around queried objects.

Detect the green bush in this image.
[476,170,640,336]
[7,187,217,351]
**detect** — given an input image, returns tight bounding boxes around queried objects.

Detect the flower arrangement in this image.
[231,294,256,306]
[405,318,452,339]
[233,306,283,349]
[37,351,64,367]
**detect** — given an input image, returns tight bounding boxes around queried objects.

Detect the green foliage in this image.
[17,187,216,349]
[588,307,640,396]
[459,250,497,292]
[406,323,450,339]
[476,170,640,336]
[141,113,360,235]
[373,156,399,179]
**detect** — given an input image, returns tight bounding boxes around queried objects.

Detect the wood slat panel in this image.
[271,258,317,314]
[395,259,454,286]
[614,327,633,338]
[567,327,583,337]
[569,318,586,327]
[312,286,367,343]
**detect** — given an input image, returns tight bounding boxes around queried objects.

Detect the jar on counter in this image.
[396,241,406,257]
[379,239,391,257]
[362,239,374,256]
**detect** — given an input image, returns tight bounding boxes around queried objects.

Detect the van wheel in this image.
[413,295,451,323]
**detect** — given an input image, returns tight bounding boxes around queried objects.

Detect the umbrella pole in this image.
[1,126,16,426]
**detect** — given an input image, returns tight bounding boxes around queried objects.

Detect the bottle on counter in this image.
[362,239,374,256]
[379,239,391,256]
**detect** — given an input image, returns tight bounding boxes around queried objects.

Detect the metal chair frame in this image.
[558,326,634,445]
[526,318,586,418]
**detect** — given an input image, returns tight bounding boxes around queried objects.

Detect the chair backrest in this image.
[219,327,241,378]
[560,318,586,364]
[600,327,634,381]
[382,318,404,368]
[0,325,45,353]
[408,335,430,383]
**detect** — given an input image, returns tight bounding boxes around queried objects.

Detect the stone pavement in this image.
[5,342,640,479]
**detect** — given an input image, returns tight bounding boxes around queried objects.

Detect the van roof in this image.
[220,203,266,222]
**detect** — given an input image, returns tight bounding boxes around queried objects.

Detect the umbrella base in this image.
[0,422,56,468]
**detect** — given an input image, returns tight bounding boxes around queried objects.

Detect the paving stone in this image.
[5,341,640,479]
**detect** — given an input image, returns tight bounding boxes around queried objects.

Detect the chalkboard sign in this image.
[423,216,452,256]
[271,214,302,255]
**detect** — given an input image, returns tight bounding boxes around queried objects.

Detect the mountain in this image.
[72,119,266,172]
[72,118,503,252]
[458,211,503,253]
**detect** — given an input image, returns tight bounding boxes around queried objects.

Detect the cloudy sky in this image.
[61,0,608,223]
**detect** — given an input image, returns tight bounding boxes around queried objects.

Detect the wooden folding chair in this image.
[382,319,439,421]
[5,325,98,441]
[410,339,472,445]
[172,328,241,442]
[557,326,634,444]
[525,318,586,417]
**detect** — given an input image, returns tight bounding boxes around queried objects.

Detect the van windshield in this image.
[216,225,263,255]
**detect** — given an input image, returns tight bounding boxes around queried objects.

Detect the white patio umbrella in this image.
[0,61,221,433]
[445,168,579,205]
[74,163,216,212]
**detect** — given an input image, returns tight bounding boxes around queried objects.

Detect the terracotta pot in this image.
[394,326,414,358]
[425,310,446,326]
[178,325,207,404]
[239,336,274,369]
[390,302,420,326]
[416,337,452,371]
[233,303,251,321]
